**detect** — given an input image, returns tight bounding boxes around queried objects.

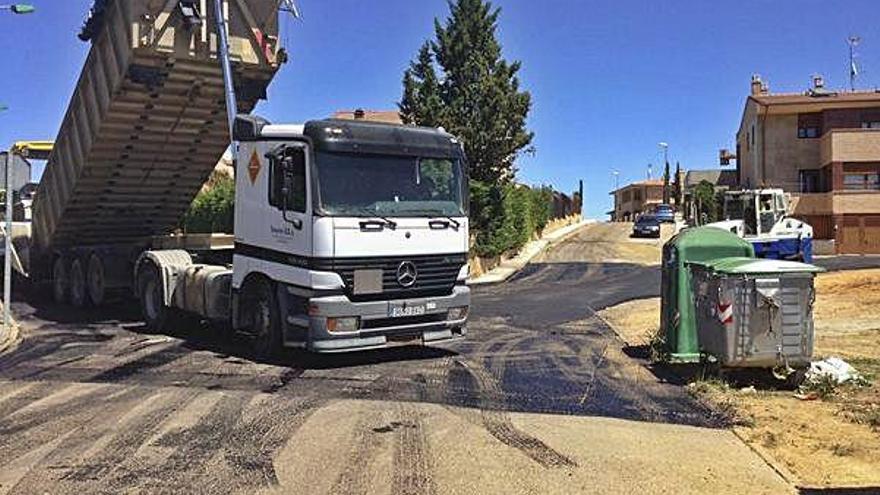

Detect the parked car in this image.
[632,214,661,238]
[653,204,676,223]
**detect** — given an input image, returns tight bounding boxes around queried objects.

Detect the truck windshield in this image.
[315,152,466,217]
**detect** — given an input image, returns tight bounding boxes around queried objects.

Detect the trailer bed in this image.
[32,0,282,251]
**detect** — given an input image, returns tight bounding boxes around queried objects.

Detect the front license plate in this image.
[389,304,426,318]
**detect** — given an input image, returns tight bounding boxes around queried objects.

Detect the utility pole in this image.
[848,35,861,92]
[1,3,34,338]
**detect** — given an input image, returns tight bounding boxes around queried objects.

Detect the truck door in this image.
[234,141,313,288]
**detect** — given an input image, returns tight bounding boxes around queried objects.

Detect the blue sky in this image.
[1,1,879,218]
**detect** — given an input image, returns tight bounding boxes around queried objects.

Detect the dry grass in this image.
[601,269,880,489]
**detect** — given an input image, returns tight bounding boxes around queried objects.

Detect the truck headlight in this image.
[447,306,469,321]
[326,316,359,333]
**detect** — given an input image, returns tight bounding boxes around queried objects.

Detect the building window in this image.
[861,121,880,129]
[633,189,642,202]
[799,170,821,193]
[843,173,880,191]
[798,113,822,139]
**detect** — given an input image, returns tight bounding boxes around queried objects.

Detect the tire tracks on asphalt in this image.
[447,355,577,469]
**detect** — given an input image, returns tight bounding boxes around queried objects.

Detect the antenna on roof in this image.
[647,163,653,180]
[848,35,861,91]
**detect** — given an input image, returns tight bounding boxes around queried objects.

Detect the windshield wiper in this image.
[413,210,461,229]
[355,207,397,229]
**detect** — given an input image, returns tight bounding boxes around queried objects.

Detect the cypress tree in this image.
[673,161,682,206]
[662,161,671,204]
[399,0,533,184]
[399,42,444,128]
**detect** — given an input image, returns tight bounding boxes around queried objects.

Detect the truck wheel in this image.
[87,253,106,307]
[52,257,67,303]
[245,279,282,360]
[138,264,179,333]
[69,258,88,308]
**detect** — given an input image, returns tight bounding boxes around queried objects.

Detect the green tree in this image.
[399,0,533,184]
[693,180,718,225]
[399,42,445,128]
[662,161,671,204]
[181,173,235,233]
[673,161,682,207]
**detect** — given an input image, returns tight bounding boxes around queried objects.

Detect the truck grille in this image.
[313,253,466,300]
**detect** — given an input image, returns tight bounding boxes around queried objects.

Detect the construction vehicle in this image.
[708,189,813,263]
[13,0,470,355]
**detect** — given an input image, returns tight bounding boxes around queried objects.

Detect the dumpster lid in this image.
[690,257,825,274]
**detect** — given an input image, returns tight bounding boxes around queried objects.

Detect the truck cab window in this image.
[269,146,307,213]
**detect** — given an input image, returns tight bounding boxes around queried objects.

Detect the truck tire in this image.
[69,258,88,308]
[52,257,67,303]
[137,264,181,334]
[87,253,106,307]
[244,279,282,360]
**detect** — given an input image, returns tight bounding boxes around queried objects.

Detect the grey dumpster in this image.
[688,257,824,369]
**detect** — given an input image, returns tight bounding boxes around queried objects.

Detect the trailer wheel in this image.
[244,279,282,360]
[87,253,106,307]
[69,258,88,308]
[137,264,179,333]
[51,257,67,303]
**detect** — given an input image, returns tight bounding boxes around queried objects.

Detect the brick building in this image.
[734,75,880,253]
[609,179,665,221]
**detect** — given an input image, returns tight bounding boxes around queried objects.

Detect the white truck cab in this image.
[707,189,813,262]
[135,116,471,356]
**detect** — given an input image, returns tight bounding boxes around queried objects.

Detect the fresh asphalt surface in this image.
[7,226,874,493]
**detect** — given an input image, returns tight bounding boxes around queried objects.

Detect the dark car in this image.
[632,214,661,238]
[653,204,676,223]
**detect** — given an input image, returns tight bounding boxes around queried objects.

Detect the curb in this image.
[468,219,595,286]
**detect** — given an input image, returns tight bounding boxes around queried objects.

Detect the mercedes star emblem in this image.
[396,261,418,288]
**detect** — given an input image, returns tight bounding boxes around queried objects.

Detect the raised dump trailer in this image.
[31,0,282,304]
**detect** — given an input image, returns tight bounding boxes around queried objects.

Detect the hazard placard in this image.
[248,150,262,184]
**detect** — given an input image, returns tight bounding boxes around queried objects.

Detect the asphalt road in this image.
[0,225,791,494]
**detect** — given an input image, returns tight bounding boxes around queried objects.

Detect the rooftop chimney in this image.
[751,74,768,95]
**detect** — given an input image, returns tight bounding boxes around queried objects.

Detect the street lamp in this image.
[658,142,669,167]
[0,4,35,14]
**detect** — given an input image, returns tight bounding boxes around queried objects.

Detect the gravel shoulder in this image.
[599,269,880,489]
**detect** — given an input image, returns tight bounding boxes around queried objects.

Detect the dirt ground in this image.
[599,269,880,489]
[534,222,676,265]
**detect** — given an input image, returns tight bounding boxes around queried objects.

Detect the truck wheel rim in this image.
[87,255,105,306]
[254,299,271,340]
[52,259,66,303]
[143,278,160,321]
[70,261,86,307]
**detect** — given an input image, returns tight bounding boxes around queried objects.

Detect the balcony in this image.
[820,128,880,164]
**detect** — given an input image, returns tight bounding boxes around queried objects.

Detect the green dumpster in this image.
[659,227,754,363]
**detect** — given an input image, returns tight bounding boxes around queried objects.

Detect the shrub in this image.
[470,180,559,257]
[180,173,235,234]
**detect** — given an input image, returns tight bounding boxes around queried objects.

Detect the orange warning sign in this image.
[248,150,261,184]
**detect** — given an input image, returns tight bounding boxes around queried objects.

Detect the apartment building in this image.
[735,75,880,253]
[610,179,665,221]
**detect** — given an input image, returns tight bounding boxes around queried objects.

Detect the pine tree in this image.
[399,0,533,184]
